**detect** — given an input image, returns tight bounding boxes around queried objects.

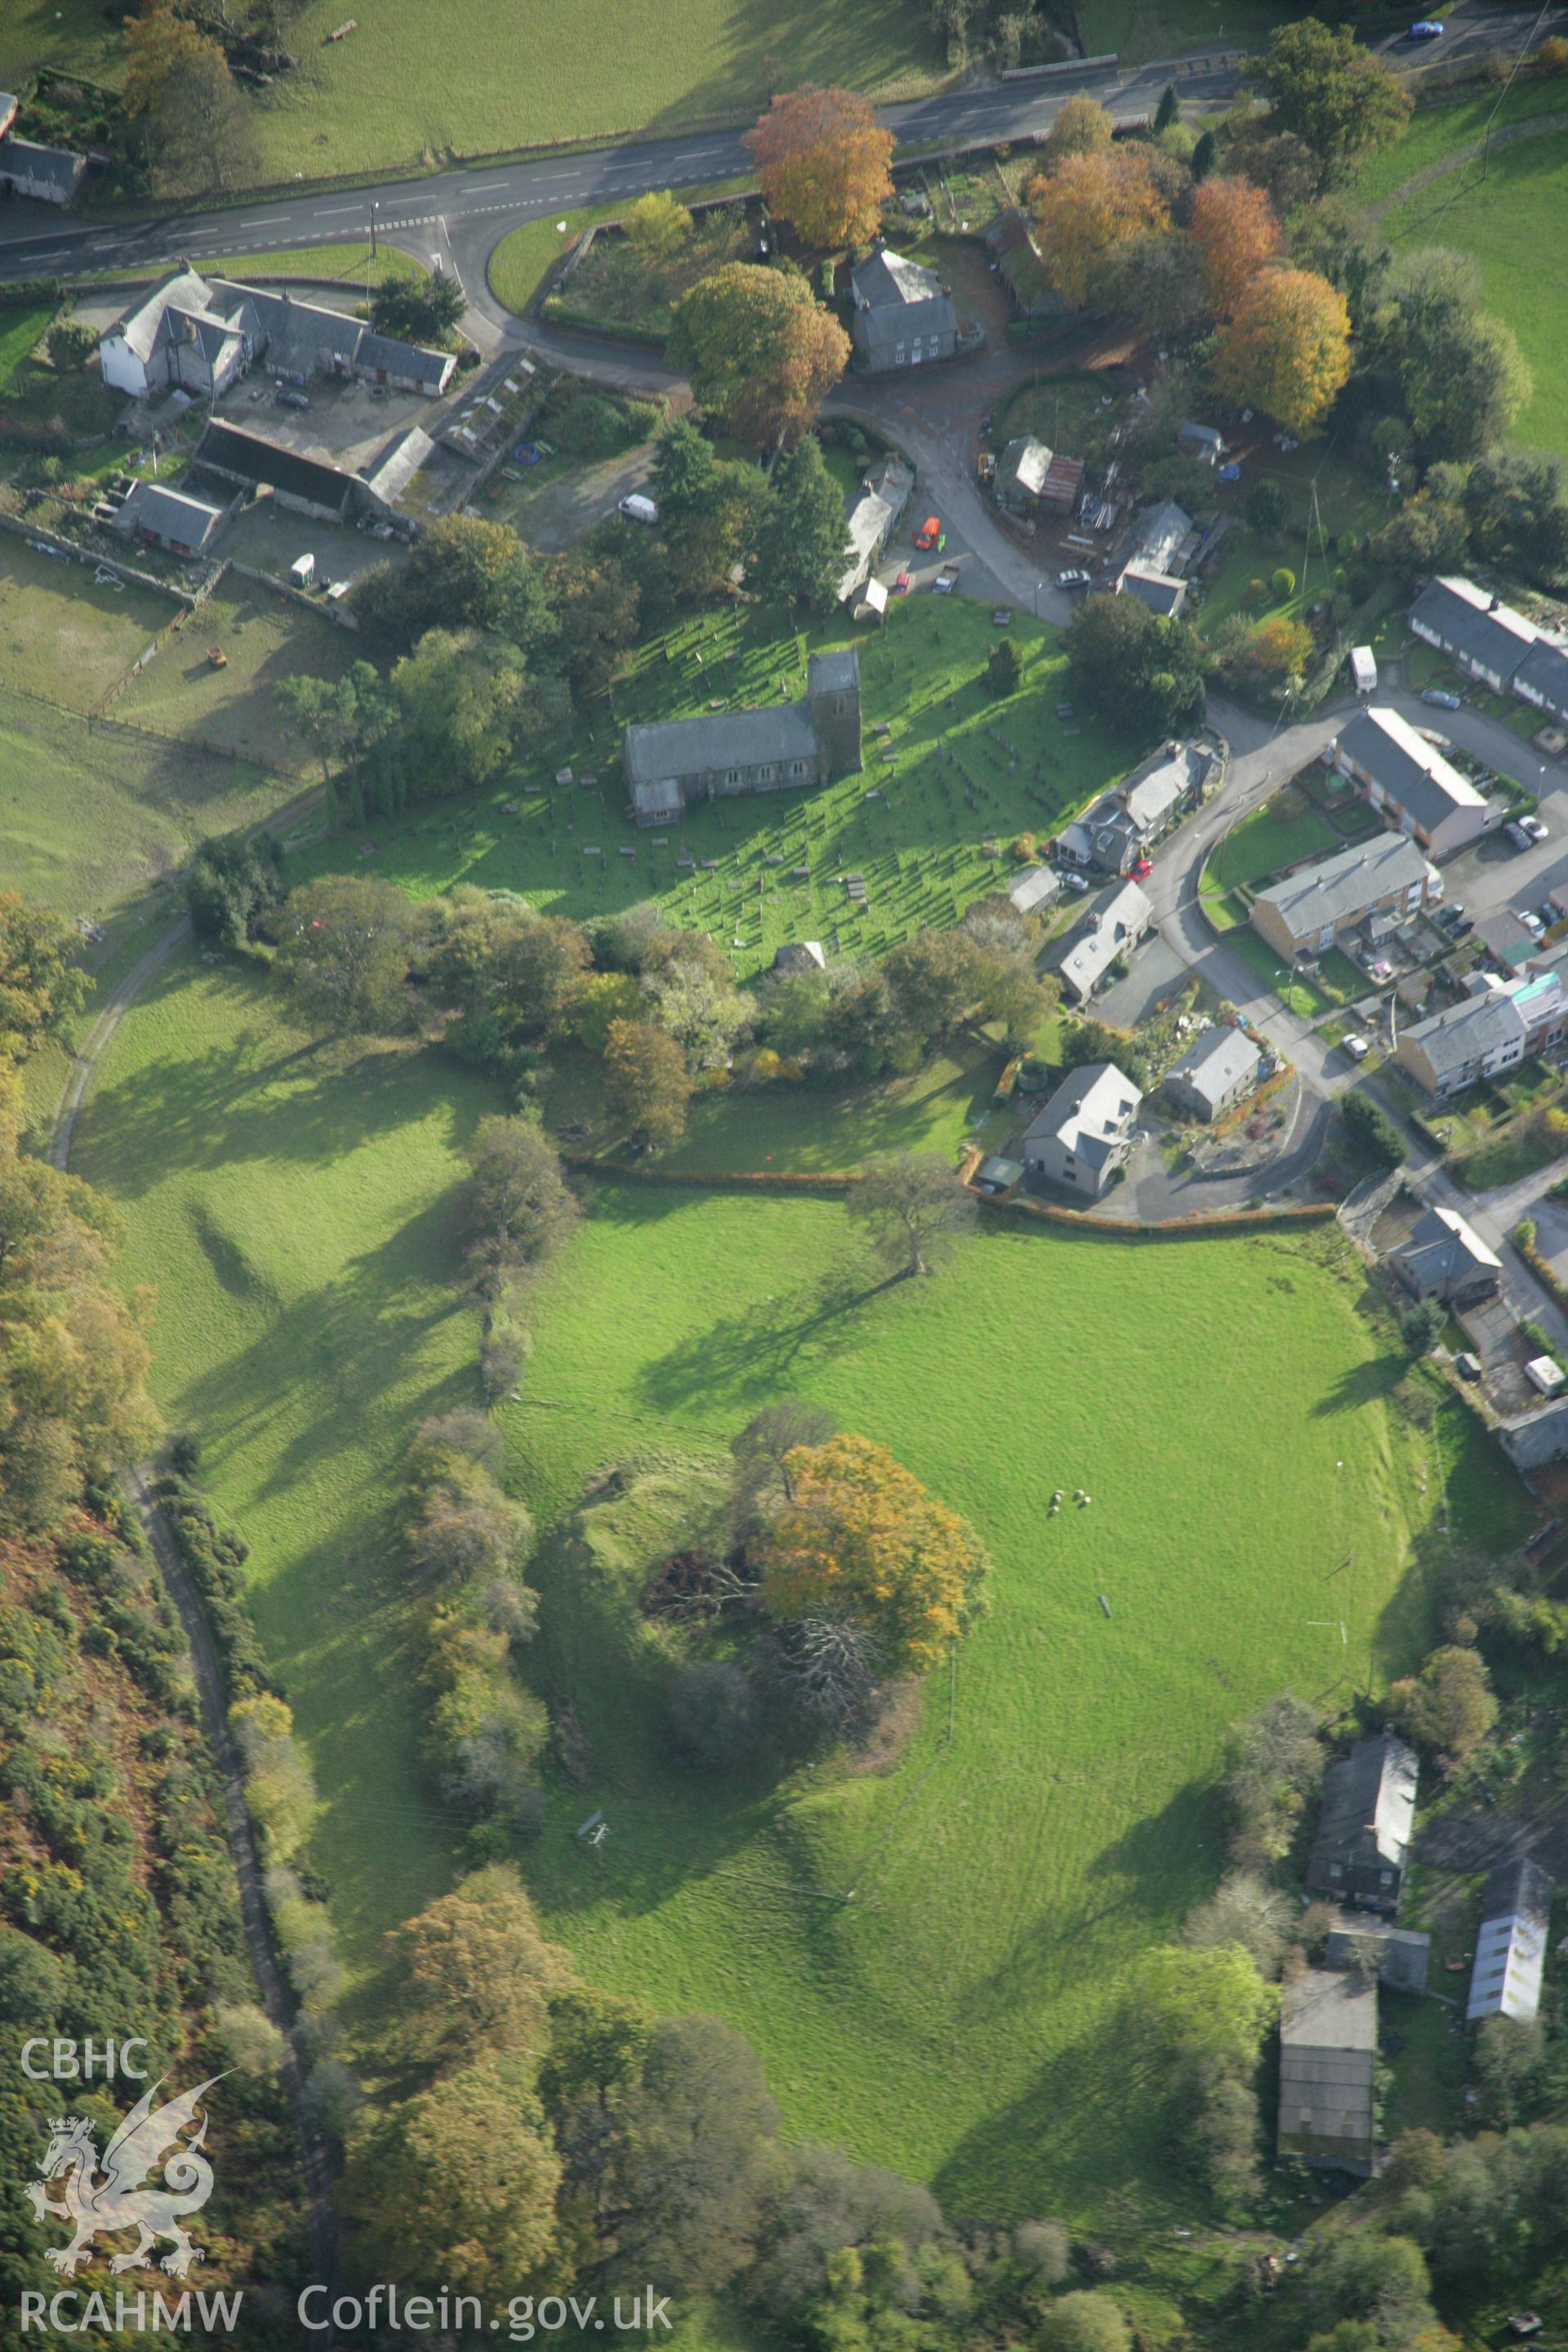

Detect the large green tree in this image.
[273,875,414,1036]
[1369,247,1534,460]
[668,265,849,448]
[649,416,763,599]
[1262,18,1412,183]
[1064,591,1207,737]
[755,435,849,611]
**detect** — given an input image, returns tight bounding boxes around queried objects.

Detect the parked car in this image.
[1455,1352,1482,1382]
[892,570,911,595]
[1056,568,1091,591]
[1422,687,1462,710]
[1521,911,1546,942]
[1056,867,1090,893]
[1342,1033,1371,1062]
[1539,902,1561,933]
[617,492,658,524]
[1446,912,1475,938]
[1407,18,1444,37]
[274,388,310,410]
[932,569,957,595]
[1506,814,1549,849]
[1436,901,1465,929]
[913,515,944,550]
[1521,813,1549,844]
[1129,855,1153,880]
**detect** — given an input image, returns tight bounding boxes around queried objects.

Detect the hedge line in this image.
[154,1474,284,1704]
[539,298,667,347]
[982,1192,1338,1241]
[1517,1232,1568,1323]
[563,1153,858,1194]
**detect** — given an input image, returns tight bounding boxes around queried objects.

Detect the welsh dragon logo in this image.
[25,2074,225,2279]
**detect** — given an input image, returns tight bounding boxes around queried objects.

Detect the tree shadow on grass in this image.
[1310,1351,1405,1416]
[635,1261,906,1419]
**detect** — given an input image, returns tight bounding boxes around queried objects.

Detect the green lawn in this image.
[1222,923,1333,1019]
[0,301,56,392]
[114,575,363,774]
[1353,73,1568,208]
[291,598,1129,982]
[0,684,305,940]
[70,947,1532,2234]
[0,537,178,710]
[1202,795,1340,895]
[0,0,945,187]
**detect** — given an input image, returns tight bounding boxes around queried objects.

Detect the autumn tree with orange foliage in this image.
[758,1433,991,1677]
[1211,268,1351,437]
[1190,176,1283,318]
[1028,148,1169,311]
[668,263,849,448]
[744,85,895,251]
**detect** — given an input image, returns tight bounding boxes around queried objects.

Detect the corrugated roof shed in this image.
[1278,1967,1378,2175]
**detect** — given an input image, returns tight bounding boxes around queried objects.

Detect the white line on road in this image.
[470,180,510,191]
[238,217,284,228]
[314,202,363,216]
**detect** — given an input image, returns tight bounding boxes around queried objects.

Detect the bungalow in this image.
[1022,1061,1143,1196]
[836,456,913,604]
[1468,1859,1553,2025]
[1410,575,1536,693]
[1306,1731,1418,1915]
[1512,637,1568,722]
[995,435,1083,518]
[1250,831,1434,961]
[849,249,959,372]
[1164,1026,1262,1121]
[1277,1968,1378,2177]
[1116,562,1187,617]
[984,209,1067,323]
[1388,1205,1502,1307]
[114,479,225,560]
[1334,706,1490,860]
[1054,877,1152,1003]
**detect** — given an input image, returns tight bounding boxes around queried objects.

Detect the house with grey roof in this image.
[1022,1061,1142,1196]
[1116,562,1187,617]
[0,132,85,205]
[1468,1859,1553,2024]
[1306,1731,1418,1916]
[849,249,959,372]
[1054,877,1152,1003]
[1512,637,1568,723]
[1388,1205,1501,1307]
[100,267,454,405]
[1164,1026,1262,1122]
[1250,831,1435,961]
[114,479,225,559]
[623,650,862,826]
[1334,706,1491,860]
[996,434,1083,517]
[837,456,912,603]
[1410,575,1537,693]
[1278,1967,1379,2177]
[1393,981,1530,1099]
[1325,1914,1431,1995]
[1055,741,1210,878]
[1125,498,1195,577]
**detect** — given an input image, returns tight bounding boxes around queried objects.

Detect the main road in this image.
[0,1,1548,310]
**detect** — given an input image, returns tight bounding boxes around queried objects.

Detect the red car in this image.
[913,514,943,550]
[893,569,911,595]
[1129,855,1153,880]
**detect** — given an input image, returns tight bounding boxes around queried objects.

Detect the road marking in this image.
[238,216,283,227]
[470,180,510,190]
[314,202,362,216]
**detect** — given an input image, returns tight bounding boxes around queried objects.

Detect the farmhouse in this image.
[1163,1026,1262,1121]
[1055,740,1210,876]
[1467,1859,1553,2024]
[1410,575,1536,693]
[984,209,1066,323]
[1250,832,1435,961]
[1394,969,1567,1098]
[837,456,913,604]
[100,268,455,403]
[1022,1061,1143,1196]
[1053,877,1152,1003]
[995,436,1083,519]
[1334,706,1490,859]
[1277,1967,1378,2177]
[849,249,959,371]
[1388,1205,1501,1307]
[114,479,225,560]
[623,651,862,826]
[1307,1731,1418,1914]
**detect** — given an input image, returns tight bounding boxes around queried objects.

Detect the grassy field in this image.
[289,598,1128,982]
[0,301,55,392]
[0,684,306,938]
[1353,74,1568,208]
[70,947,1534,2232]
[0,537,176,709]
[114,575,363,773]
[0,0,944,185]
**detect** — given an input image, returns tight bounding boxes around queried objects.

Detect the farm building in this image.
[1005,865,1061,918]
[848,249,959,372]
[984,209,1066,323]
[623,651,862,826]
[1468,1860,1553,2024]
[1325,1916,1431,1995]
[1388,1205,1501,1307]
[837,456,913,603]
[1394,969,1567,1098]
[1116,562,1187,617]
[100,268,455,403]
[1123,498,1195,577]
[1334,706,1490,860]
[1163,1026,1262,1122]
[1250,832,1435,960]
[114,479,225,559]
[995,435,1083,518]
[1053,877,1152,1004]
[1277,1968,1378,2177]
[193,421,363,520]
[1022,1062,1143,1196]
[1307,1731,1418,1915]
[1409,576,1537,693]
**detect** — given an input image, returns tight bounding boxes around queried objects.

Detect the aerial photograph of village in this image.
[4,0,1568,2343]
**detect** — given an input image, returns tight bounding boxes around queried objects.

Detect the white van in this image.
[618,493,658,525]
